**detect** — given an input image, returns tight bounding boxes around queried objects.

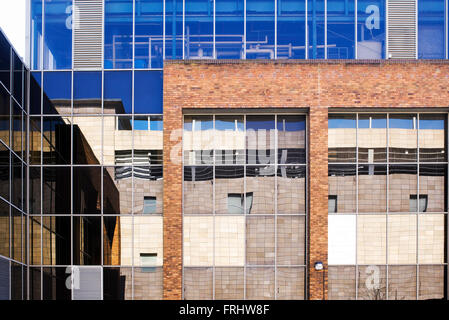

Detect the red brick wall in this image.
[162,60,449,300]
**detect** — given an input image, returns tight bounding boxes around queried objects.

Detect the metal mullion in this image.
[274,114,278,300]
[212,114,216,300]
[325,0,327,59]
[355,113,359,300]
[416,113,420,300]
[163,0,166,60]
[304,113,309,300]
[354,0,357,59]
[183,0,185,59]
[446,0,448,59]
[274,0,277,60]
[305,0,308,59]
[133,0,136,69]
[244,0,246,59]
[243,114,247,300]
[181,115,185,299]
[213,0,216,59]
[386,112,390,300]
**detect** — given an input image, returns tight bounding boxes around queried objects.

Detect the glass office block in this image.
[418,0,445,59]
[246,0,275,59]
[357,0,385,59]
[327,0,355,59]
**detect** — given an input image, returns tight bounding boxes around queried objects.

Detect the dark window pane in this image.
[12,102,22,157]
[29,167,41,215]
[0,199,10,258]
[0,86,9,147]
[30,72,41,114]
[134,71,163,113]
[43,0,72,69]
[105,0,133,69]
[12,53,23,106]
[11,209,23,263]
[73,216,101,265]
[10,263,23,300]
[30,217,41,265]
[0,31,11,89]
[42,217,71,265]
[104,71,132,114]
[43,167,71,214]
[42,116,71,164]
[42,267,71,300]
[73,167,101,214]
[103,267,132,300]
[30,267,41,300]
[11,155,22,209]
[357,0,386,59]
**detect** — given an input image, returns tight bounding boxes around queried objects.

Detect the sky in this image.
[0,0,26,60]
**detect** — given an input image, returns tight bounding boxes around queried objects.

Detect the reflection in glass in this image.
[216,0,244,59]
[165,0,183,59]
[11,209,23,263]
[73,116,102,165]
[419,114,446,162]
[0,199,10,258]
[104,167,132,215]
[105,0,133,69]
[103,267,132,300]
[246,115,275,165]
[246,267,275,299]
[214,267,244,300]
[43,0,72,69]
[388,165,417,212]
[104,71,132,114]
[357,265,386,300]
[246,166,275,214]
[277,115,306,164]
[43,72,71,114]
[10,263,23,300]
[184,166,213,214]
[184,115,214,165]
[73,167,102,214]
[215,115,244,165]
[42,267,71,300]
[358,165,386,213]
[328,114,356,162]
[0,86,10,148]
[184,267,213,299]
[389,114,417,162]
[30,72,41,114]
[134,267,163,300]
[357,0,385,59]
[418,0,445,59]
[43,167,71,214]
[185,0,213,59]
[419,164,446,212]
[308,0,325,59]
[327,0,355,59]
[0,143,9,201]
[73,216,101,265]
[134,71,163,114]
[277,267,305,299]
[277,216,305,265]
[30,217,41,265]
[246,216,275,265]
[388,265,417,300]
[42,216,71,265]
[11,155,23,210]
[418,265,445,300]
[0,28,11,88]
[73,72,102,114]
[277,166,306,214]
[328,266,356,300]
[215,166,244,214]
[42,116,71,165]
[135,0,163,68]
[12,53,23,106]
[328,165,356,213]
[388,214,416,264]
[246,0,275,59]
[357,215,386,264]
[277,0,306,59]
[133,168,163,214]
[358,114,387,162]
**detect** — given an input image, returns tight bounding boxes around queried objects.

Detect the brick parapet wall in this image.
[163,61,449,300]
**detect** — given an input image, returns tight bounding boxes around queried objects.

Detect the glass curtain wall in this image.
[328,113,448,300]
[0,31,28,300]
[182,113,307,300]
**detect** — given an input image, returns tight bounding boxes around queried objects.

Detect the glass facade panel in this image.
[389,114,417,162]
[358,114,387,162]
[328,114,356,163]
[327,0,355,59]
[31,0,43,70]
[357,0,385,59]
[183,267,213,299]
[135,0,164,68]
[418,0,446,59]
[216,0,244,59]
[134,71,163,114]
[358,165,386,213]
[277,0,306,59]
[103,267,132,299]
[43,72,71,115]
[73,72,102,114]
[185,0,214,59]
[105,0,133,69]
[328,165,356,213]
[43,0,72,70]
[104,71,133,114]
[165,0,184,59]
[419,114,447,162]
[246,0,275,59]
[308,0,325,59]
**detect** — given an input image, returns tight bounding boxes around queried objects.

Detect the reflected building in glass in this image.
[0,0,449,300]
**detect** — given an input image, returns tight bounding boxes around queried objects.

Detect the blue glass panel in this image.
[246,0,275,59]
[0,31,11,89]
[165,0,184,59]
[150,115,163,130]
[12,53,23,106]
[104,71,132,114]
[327,0,355,59]
[135,0,164,68]
[308,0,325,59]
[105,0,133,69]
[134,71,163,114]
[43,0,72,70]
[185,0,214,59]
[277,0,306,59]
[329,115,356,128]
[30,72,42,115]
[216,0,244,59]
[43,72,71,101]
[357,0,385,59]
[134,116,149,130]
[74,72,101,114]
[31,0,43,70]
[418,0,445,59]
